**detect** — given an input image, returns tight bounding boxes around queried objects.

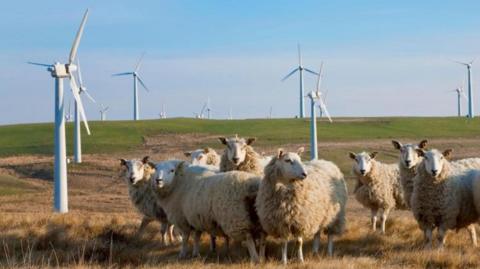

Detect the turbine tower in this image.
[28,9,91,213]
[206,98,211,119]
[99,104,109,121]
[307,64,332,160]
[450,86,466,117]
[282,44,319,118]
[453,60,474,118]
[113,53,150,120]
[73,58,95,163]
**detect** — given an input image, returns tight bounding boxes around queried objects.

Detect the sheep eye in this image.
[284,159,292,164]
[170,169,175,173]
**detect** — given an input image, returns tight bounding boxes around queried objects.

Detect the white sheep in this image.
[218,135,263,175]
[184,147,221,168]
[391,139,428,208]
[120,156,176,246]
[411,148,479,248]
[256,148,347,264]
[349,152,406,234]
[151,160,262,262]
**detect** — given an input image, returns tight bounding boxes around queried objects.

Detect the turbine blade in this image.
[136,75,150,92]
[69,9,89,64]
[69,75,91,135]
[450,59,469,66]
[281,68,299,81]
[77,58,84,86]
[318,98,332,123]
[83,89,96,103]
[315,62,324,92]
[27,62,53,67]
[304,68,319,76]
[104,106,110,112]
[112,72,133,76]
[297,43,302,67]
[134,52,146,72]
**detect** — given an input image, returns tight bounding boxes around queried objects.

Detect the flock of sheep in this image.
[119,136,480,264]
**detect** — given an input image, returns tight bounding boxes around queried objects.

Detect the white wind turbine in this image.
[99,104,109,121]
[73,58,95,163]
[112,52,150,121]
[452,59,474,118]
[449,83,467,117]
[27,9,91,213]
[306,63,332,160]
[159,104,167,119]
[206,98,212,119]
[282,44,319,118]
[65,99,72,122]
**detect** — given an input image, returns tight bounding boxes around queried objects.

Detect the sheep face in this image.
[219,136,256,165]
[152,161,180,189]
[392,140,427,169]
[350,152,378,176]
[274,149,307,182]
[185,148,209,165]
[416,149,452,178]
[120,159,146,185]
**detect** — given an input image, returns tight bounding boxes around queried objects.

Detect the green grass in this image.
[0,117,479,157]
[0,174,39,196]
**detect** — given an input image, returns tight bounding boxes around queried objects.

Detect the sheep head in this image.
[120,158,149,185]
[416,148,452,178]
[392,139,428,169]
[272,148,307,183]
[349,151,378,176]
[219,135,256,166]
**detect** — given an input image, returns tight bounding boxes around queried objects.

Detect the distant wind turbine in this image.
[452,59,474,118]
[206,98,212,119]
[307,63,332,160]
[112,52,150,120]
[282,44,319,118]
[159,104,167,119]
[449,86,467,117]
[99,104,109,121]
[27,9,91,213]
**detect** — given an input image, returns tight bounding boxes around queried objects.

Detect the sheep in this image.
[120,156,176,246]
[151,160,262,262]
[411,148,480,248]
[256,148,347,264]
[391,139,428,208]
[349,152,406,234]
[218,135,263,175]
[184,147,221,168]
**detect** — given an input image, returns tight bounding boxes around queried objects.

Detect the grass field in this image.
[1,117,480,268]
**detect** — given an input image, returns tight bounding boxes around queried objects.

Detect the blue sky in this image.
[1,1,480,124]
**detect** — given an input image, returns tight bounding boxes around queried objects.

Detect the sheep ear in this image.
[120,159,127,166]
[277,148,285,159]
[349,152,356,160]
[246,137,256,145]
[418,140,428,149]
[416,149,425,157]
[218,137,227,145]
[391,140,402,150]
[370,152,378,159]
[142,156,150,164]
[297,147,305,155]
[204,148,210,153]
[184,152,192,157]
[175,161,187,176]
[147,162,156,170]
[443,149,453,159]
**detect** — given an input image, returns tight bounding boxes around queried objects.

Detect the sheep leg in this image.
[224,236,231,256]
[468,224,478,247]
[281,240,288,265]
[137,217,153,236]
[244,234,259,263]
[327,233,334,257]
[371,209,378,232]
[380,208,389,235]
[209,234,217,253]
[167,224,176,244]
[437,227,447,249]
[179,230,191,259]
[192,230,202,258]
[312,232,320,255]
[296,237,304,263]
[259,233,266,263]
[424,228,433,249]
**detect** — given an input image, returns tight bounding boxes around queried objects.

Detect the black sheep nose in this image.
[432,169,438,175]
[405,160,411,166]
[360,169,366,175]
[232,157,239,163]
[301,172,307,178]
[129,177,135,183]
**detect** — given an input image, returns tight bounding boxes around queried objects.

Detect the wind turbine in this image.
[99,104,109,121]
[112,52,150,120]
[73,58,95,163]
[228,107,233,120]
[269,106,273,119]
[199,102,207,119]
[306,63,332,160]
[282,44,319,118]
[449,85,467,117]
[27,9,91,213]
[206,98,211,119]
[452,59,474,118]
[159,104,167,119]
[65,99,72,122]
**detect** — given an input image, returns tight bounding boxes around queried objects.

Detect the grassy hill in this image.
[0,117,479,157]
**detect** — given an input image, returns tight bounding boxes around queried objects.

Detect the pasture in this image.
[1,117,480,268]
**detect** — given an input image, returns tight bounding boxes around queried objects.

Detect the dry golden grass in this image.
[2,137,480,268]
